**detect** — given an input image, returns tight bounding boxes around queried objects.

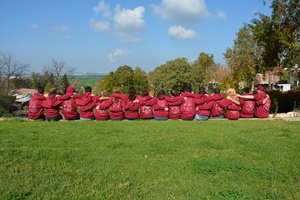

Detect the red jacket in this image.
[109,94,125,120]
[239,93,255,118]
[94,98,113,120]
[208,93,225,117]
[42,96,63,118]
[60,87,79,120]
[28,93,46,120]
[166,96,184,119]
[196,101,214,116]
[153,96,169,118]
[180,92,196,120]
[254,92,271,118]
[75,92,97,119]
[124,99,140,119]
[137,95,155,119]
[219,99,241,120]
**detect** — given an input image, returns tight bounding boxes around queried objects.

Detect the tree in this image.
[224,26,261,89]
[43,59,74,91]
[0,53,29,92]
[148,58,192,93]
[62,74,69,91]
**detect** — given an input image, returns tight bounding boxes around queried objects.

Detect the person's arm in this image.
[237,94,255,99]
[227,96,240,105]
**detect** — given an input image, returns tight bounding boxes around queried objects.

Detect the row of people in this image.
[27,85,271,121]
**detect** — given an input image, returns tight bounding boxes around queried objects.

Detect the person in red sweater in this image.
[209,88,225,118]
[194,87,212,121]
[60,86,79,120]
[109,89,126,120]
[42,88,63,121]
[239,87,255,118]
[180,87,197,120]
[28,86,46,120]
[94,91,113,121]
[137,90,155,120]
[221,88,241,120]
[153,90,169,120]
[75,86,97,120]
[123,87,140,120]
[165,90,184,120]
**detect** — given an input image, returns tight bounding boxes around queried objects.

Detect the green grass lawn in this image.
[0,120,299,199]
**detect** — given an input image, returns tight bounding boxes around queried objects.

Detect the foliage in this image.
[149,58,193,93]
[97,65,149,94]
[0,94,15,117]
[268,89,300,113]
[0,120,299,199]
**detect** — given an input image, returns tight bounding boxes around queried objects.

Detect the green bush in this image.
[0,94,15,117]
[267,90,300,113]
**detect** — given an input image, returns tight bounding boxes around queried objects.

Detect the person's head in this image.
[157,89,166,98]
[199,86,206,95]
[113,87,121,94]
[37,86,44,94]
[100,90,108,97]
[213,88,220,94]
[84,86,92,93]
[141,89,149,96]
[170,90,179,97]
[48,88,57,97]
[184,86,192,93]
[256,84,264,92]
[242,87,250,94]
[65,86,75,94]
[226,88,236,98]
[128,87,136,101]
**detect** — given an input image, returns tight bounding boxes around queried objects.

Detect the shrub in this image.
[267,90,300,113]
[0,94,16,117]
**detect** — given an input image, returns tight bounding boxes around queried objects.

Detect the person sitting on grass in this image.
[137,89,155,120]
[75,86,97,120]
[165,90,184,120]
[194,87,212,121]
[94,91,112,121]
[222,88,241,120]
[28,86,46,120]
[153,89,169,120]
[109,88,126,120]
[239,87,255,118]
[208,88,225,119]
[42,88,63,121]
[60,86,79,120]
[123,87,140,120]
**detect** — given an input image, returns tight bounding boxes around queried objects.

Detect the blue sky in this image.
[0,0,272,74]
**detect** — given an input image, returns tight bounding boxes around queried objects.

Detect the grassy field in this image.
[0,120,299,199]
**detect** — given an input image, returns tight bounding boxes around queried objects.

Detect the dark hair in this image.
[48,88,57,97]
[243,87,250,94]
[157,89,166,98]
[128,87,136,101]
[170,90,179,97]
[141,89,149,96]
[37,86,44,94]
[184,86,192,93]
[213,88,220,94]
[85,86,92,93]
[199,87,206,94]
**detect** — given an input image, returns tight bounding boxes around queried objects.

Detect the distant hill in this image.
[69,74,107,87]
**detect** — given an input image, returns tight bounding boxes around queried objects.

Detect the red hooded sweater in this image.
[75,92,97,119]
[219,99,241,120]
[208,93,225,117]
[109,94,125,120]
[165,96,184,119]
[28,93,46,120]
[239,93,255,118]
[180,92,196,120]
[254,91,271,118]
[42,96,63,118]
[94,98,113,120]
[137,95,155,119]
[152,96,169,118]
[60,87,79,120]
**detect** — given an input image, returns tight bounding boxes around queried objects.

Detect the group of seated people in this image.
[27,85,271,121]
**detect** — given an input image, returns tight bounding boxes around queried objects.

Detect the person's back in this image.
[153,90,169,120]
[194,87,211,120]
[75,86,96,120]
[94,91,112,121]
[61,86,79,120]
[166,90,184,120]
[209,88,225,118]
[254,85,271,118]
[124,87,140,120]
[42,88,63,121]
[28,87,46,120]
[240,88,255,118]
[180,89,196,120]
[109,89,126,120]
[137,90,155,119]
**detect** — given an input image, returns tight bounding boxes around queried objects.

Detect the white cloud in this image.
[153,0,210,23]
[54,25,69,33]
[216,11,227,20]
[31,24,40,29]
[64,35,72,40]
[93,1,111,18]
[90,18,110,32]
[107,49,128,63]
[114,5,145,33]
[168,25,198,40]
